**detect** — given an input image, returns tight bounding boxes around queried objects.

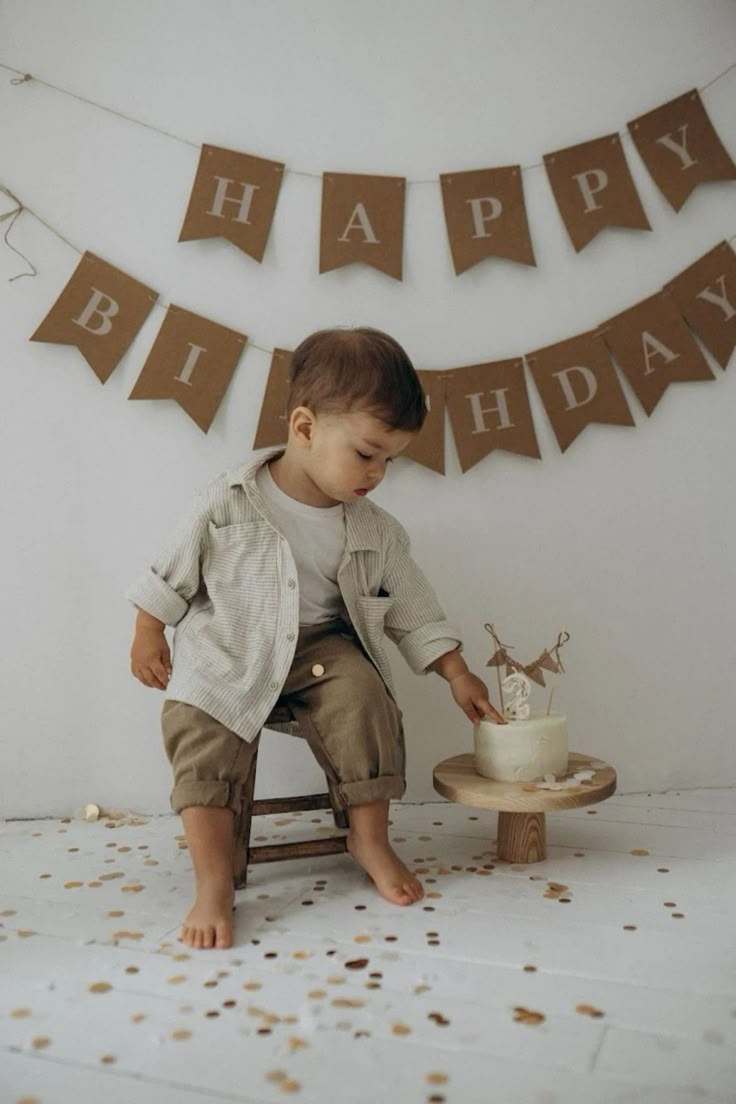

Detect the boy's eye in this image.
[356,451,372,460]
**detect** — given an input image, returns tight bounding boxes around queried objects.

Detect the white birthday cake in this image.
[475,626,571,783]
[473,711,568,782]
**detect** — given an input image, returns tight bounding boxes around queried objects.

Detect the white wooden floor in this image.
[1,789,735,1104]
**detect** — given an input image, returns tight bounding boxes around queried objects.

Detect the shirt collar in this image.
[227,448,382,553]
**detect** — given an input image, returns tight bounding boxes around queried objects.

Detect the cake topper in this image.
[484,623,570,718]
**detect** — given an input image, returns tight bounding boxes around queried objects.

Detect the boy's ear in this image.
[290,405,316,447]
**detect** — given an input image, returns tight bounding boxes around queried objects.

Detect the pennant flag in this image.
[400,370,447,474]
[440,165,536,275]
[30,251,158,383]
[486,648,508,668]
[544,134,651,252]
[536,650,560,673]
[524,663,547,688]
[179,145,285,262]
[128,305,247,432]
[320,172,405,280]
[628,90,736,212]
[445,358,541,473]
[664,241,736,369]
[253,347,292,449]
[599,290,714,416]
[526,330,635,452]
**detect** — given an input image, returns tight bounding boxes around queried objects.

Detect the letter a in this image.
[338,203,380,244]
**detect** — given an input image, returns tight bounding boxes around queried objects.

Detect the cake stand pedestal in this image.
[432,751,617,864]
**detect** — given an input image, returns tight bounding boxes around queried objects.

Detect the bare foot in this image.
[179,881,235,949]
[346,832,425,905]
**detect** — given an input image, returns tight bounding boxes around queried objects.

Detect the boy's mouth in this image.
[355,488,369,496]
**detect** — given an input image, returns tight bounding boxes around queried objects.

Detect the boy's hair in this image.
[286,327,427,432]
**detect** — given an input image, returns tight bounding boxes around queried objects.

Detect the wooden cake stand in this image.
[433,751,617,863]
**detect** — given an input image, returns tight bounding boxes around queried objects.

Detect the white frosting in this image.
[473,711,569,782]
[501,671,531,719]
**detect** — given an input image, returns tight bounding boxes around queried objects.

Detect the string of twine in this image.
[2,56,735,181]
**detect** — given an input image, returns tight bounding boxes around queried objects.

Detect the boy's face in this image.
[294,406,416,505]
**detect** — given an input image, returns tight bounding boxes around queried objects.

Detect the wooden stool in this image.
[232,720,349,890]
[433,751,616,864]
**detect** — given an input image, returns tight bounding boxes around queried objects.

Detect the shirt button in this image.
[287,578,296,588]
[286,633,295,642]
[311,663,325,677]
[270,681,278,690]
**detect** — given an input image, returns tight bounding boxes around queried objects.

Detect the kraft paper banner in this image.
[664,241,736,369]
[253,347,292,449]
[320,172,405,280]
[179,145,285,262]
[401,370,447,474]
[445,358,541,472]
[439,166,536,275]
[30,251,158,383]
[128,305,247,433]
[526,330,635,452]
[544,134,651,253]
[628,91,736,212]
[599,291,714,416]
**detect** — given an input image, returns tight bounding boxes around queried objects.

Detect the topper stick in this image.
[546,687,555,716]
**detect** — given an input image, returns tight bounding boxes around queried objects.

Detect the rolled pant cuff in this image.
[170,779,238,814]
[337,776,406,806]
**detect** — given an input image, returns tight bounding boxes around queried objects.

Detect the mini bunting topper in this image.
[599,290,714,416]
[179,145,285,262]
[544,134,651,252]
[30,251,158,383]
[484,624,570,717]
[128,305,247,433]
[526,330,635,452]
[320,172,405,280]
[664,241,736,369]
[628,90,736,212]
[401,370,447,474]
[440,165,536,275]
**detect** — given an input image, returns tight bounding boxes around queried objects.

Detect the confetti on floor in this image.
[1,792,735,1102]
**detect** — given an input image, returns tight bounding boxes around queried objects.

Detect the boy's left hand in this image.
[450,672,506,725]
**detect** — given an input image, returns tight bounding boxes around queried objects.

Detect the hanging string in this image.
[1,56,735,181]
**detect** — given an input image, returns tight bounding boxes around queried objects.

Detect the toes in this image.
[216,924,231,949]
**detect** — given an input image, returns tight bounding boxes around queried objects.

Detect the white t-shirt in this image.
[256,462,347,625]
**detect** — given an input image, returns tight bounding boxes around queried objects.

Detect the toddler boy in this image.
[128,327,502,950]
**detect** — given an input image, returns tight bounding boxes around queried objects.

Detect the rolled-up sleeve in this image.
[126,490,210,627]
[381,523,463,675]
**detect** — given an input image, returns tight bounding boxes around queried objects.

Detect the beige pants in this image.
[161,617,406,817]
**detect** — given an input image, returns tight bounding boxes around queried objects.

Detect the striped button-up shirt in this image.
[126,447,463,743]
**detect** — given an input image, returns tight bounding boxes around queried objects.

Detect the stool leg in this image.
[497,812,546,863]
[233,747,258,890]
[327,779,349,830]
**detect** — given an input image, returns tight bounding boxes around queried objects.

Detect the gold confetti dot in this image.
[131,1013,145,1023]
[428,1012,450,1026]
[345,958,369,970]
[15,1096,41,1104]
[576,1004,604,1018]
[171,1029,191,1040]
[125,965,140,974]
[327,975,346,985]
[332,998,364,1008]
[31,1035,51,1048]
[657,867,670,873]
[39,873,51,879]
[279,1081,301,1094]
[425,892,442,899]
[143,859,159,866]
[307,989,326,999]
[672,912,685,919]
[630,849,650,856]
[292,950,311,959]
[113,931,144,940]
[64,881,83,889]
[523,965,537,972]
[121,884,144,893]
[99,872,125,881]
[354,934,371,943]
[243,981,262,991]
[267,1070,288,1082]
[427,1072,449,1085]
[87,881,103,888]
[513,1006,545,1025]
[17,930,36,938]
[89,982,112,994]
[11,1008,31,1018]
[623,924,637,931]
[391,1022,411,1035]
[288,1037,308,1051]
[100,1054,116,1064]
[167,975,187,984]
[664,901,677,908]
[107,909,124,917]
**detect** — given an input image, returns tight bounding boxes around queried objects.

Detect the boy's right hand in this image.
[131,628,172,690]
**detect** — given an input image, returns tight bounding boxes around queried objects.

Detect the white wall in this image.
[2,0,735,818]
